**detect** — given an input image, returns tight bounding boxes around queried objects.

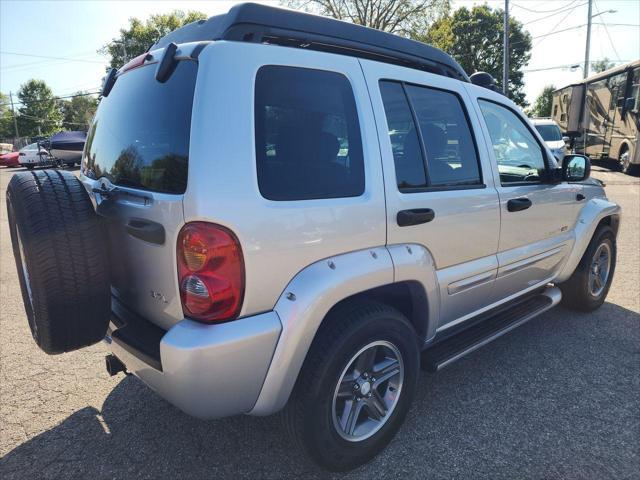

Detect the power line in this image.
[523,1,587,25]
[512,1,581,14]
[523,59,631,72]
[0,50,106,64]
[0,91,100,109]
[593,1,623,63]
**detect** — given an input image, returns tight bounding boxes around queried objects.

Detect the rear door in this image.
[80,57,198,330]
[471,91,582,303]
[361,60,501,329]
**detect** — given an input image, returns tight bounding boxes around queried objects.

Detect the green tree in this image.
[530,85,555,118]
[59,93,98,130]
[101,10,207,69]
[420,5,532,106]
[592,58,615,74]
[284,0,450,36]
[0,92,16,138]
[16,80,62,137]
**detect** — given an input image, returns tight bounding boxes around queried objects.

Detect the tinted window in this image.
[85,61,197,194]
[255,66,364,201]
[405,85,481,186]
[535,124,562,141]
[379,81,427,189]
[479,100,546,184]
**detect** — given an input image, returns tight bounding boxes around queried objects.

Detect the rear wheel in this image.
[25,164,34,170]
[6,169,111,354]
[283,301,419,471]
[559,225,616,311]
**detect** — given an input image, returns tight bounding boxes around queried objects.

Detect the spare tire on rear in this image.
[6,169,111,354]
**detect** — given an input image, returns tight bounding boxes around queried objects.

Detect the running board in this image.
[422,286,562,372]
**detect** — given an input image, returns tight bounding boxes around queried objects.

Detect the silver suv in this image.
[6,4,621,472]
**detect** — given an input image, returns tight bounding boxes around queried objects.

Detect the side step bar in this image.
[422,286,562,372]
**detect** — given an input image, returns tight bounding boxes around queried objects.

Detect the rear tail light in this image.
[177,222,245,323]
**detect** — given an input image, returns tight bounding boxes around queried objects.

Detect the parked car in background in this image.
[0,151,20,168]
[531,118,568,162]
[18,142,51,169]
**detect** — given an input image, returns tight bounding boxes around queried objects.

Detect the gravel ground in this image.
[1,162,638,479]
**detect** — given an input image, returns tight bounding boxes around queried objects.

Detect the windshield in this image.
[84,60,197,194]
[534,124,562,142]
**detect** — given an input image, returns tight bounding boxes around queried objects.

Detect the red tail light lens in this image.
[177,222,245,322]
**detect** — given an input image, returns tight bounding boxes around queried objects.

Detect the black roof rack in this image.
[151,3,469,82]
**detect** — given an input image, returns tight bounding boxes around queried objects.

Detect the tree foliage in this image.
[0,92,16,138]
[59,93,98,130]
[17,80,62,137]
[420,5,532,106]
[101,10,208,69]
[592,58,615,74]
[284,0,450,36]
[530,85,555,118]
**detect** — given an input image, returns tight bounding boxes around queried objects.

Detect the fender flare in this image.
[249,244,440,416]
[249,246,393,415]
[555,198,621,283]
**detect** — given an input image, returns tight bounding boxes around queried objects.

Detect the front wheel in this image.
[559,225,616,311]
[283,301,419,472]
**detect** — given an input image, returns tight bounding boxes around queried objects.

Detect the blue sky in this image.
[1,0,638,106]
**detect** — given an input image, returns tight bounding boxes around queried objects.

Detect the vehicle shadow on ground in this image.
[1,302,639,480]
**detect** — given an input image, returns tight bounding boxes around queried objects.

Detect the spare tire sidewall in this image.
[7,189,39,341]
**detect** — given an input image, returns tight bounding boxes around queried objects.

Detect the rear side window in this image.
[404,85,481,186]
[85,61,197,194]
[379,81,427,189]
[255,66,364,201]
[379,80,482,191]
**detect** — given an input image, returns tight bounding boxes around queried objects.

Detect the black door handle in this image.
[507,197,532,212]
[576,193,586,201]
[397,208,435,227]
[126,218,165,244]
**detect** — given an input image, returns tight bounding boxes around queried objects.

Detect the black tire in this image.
[619,148,638,175]
[25,164,34,170]
[6,169,111,354]
[283,301,420,472]
[559,225,616,312]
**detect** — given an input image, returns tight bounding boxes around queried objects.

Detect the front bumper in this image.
[108,299,282,419]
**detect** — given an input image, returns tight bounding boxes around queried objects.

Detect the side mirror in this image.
[562,154,591,182]
[562,136,570,144]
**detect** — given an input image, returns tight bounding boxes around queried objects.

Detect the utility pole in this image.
[583,0,593,79]
[503,0,510,96]
[9,92,19,138]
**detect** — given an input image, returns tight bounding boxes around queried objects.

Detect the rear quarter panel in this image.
[185,42,387,317]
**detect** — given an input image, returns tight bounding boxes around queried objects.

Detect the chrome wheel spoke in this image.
[355,345,377,374]
[341,399,365,435]
[367,390,387,421]
[372,358,401,387]
[337,374,357,398]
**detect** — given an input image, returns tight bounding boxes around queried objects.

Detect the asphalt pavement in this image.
[0,161,638,479]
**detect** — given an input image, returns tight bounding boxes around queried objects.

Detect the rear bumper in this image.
[108,300,282,419]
